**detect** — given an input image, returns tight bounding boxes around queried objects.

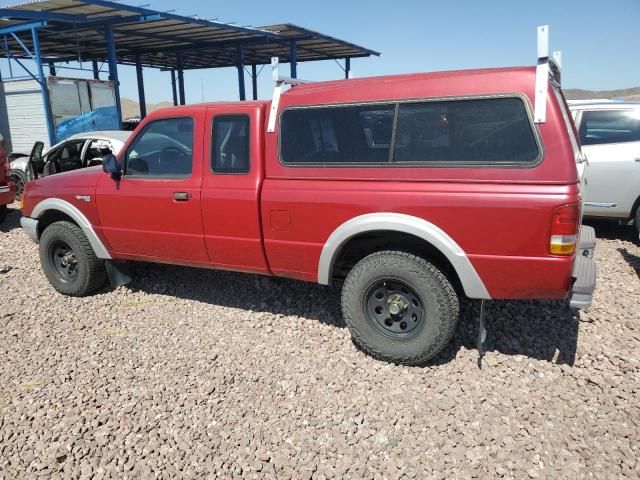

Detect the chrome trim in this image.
[317,212,491,300]
[30,198,112,259]
[0,186,10,193]
[20,217,38,243]
[584,202,616,208]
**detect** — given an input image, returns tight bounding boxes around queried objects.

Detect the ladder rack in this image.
[534,25,562,124]
[267,57,315,133]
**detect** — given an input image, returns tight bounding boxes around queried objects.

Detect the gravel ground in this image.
[1,202,639,479]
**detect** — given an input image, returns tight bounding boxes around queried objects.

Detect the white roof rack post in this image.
[267,56,315,133]
[534,25,550,124]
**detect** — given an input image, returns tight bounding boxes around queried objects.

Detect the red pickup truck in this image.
[20,66,596,365]
[0,134,17,223]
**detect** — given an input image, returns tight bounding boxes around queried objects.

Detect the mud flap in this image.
[105,261,132,289]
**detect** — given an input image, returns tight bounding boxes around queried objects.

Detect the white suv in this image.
[569,101,640,235]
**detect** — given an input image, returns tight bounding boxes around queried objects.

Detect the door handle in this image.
[173,192,191,201]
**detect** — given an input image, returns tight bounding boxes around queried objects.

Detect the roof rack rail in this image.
[534,25,562,124]
[267,57,315,133]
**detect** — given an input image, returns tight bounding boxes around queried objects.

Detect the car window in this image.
[280,97,539,166]
[579,110,640,146]
[394,98,539,164]
[84,140,113,164]
[212,115,250,173]
[47,139,86,172]
[281,104,394,164]
[125,118,194,178]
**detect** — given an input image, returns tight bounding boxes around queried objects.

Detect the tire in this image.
[0,205,7,224]
[635,207,640,238]
[9,169,27,201]
[39,221,107,296]
[341,250,460,365]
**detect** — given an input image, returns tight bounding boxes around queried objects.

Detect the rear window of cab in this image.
[279,96,541,167]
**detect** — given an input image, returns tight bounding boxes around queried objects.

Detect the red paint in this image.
[21,67,582,300]
[0,142,16,208]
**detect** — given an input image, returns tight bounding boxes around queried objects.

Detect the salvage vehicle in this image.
[19,30,597,365]
[9,131,131,200]
[568,100,640,236]
[0,133,17,223]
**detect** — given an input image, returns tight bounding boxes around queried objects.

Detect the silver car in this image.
[9,130,131,199]
[569,101,640,235]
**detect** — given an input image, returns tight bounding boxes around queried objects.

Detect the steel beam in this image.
[236,46,246,101]
[104,24,122,128]
[0,9,86,23]
[135,54,146,119]
[0,20,47,35]
[170,70,178,106]
[92,60,100,79]
[177,54,185,105]
[289,40,297,78]
[31,28,56,146]
[345,57,351,79]
[251,64,258,101]
[48,62,56,76]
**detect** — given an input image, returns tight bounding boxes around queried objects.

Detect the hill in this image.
[121,98,173,120]
[563,87,640,101]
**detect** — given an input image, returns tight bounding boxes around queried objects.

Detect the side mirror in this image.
[102,153,122,178]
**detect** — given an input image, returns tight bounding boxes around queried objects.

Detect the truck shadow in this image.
[126,262,579,367]
[618,248,640,279]
[584,219,638,243]
[0,205,21,234]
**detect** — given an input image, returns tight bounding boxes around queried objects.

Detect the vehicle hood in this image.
[36,166,104,188]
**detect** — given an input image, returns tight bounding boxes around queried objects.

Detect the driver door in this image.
[95,111,209,264]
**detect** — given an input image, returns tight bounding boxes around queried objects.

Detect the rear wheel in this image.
[9,169,27,200]
[635,207,640,238]
[39,221,107,296]
[341,250,460,365]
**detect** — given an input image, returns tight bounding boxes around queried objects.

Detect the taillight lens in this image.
[550,203,579,255]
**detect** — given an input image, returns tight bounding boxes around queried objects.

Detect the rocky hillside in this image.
[563,87,640,101]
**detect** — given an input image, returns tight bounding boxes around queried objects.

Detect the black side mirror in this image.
[102,153,122,179]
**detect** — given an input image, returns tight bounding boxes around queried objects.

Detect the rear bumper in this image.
[569,226,597,309]
[0,184,16,206]
[20,216,39,243]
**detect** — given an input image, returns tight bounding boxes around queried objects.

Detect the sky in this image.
[1,0,639,106]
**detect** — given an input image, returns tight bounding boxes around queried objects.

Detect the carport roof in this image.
[0,0,380,70]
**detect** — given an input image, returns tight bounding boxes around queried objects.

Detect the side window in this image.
[280,104,394,164]
[125,117,194,178]
[394,98,539,164]
[579,110,640,146]
[212,115,250,173]
[48,140,86,172]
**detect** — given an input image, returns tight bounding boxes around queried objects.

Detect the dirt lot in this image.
[1,202,639,479]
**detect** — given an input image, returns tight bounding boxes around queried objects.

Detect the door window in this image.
[579,110,640,145]
[125,117,194,178]
[212,115,250,173]
[47,139,86,172]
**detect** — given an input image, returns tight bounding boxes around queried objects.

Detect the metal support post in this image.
[31,27,56,146]
[92,60,99,80]
[177,54,185,105]
[289,40,297,79]
[135,54,146,119]
[104,24,122,129]
[236,46,246,101]
[48,61,56,76]
[251,64,258,100]
[345,57,351,79]
[170,70,178,106]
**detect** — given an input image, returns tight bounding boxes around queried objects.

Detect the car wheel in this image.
[636,207,640,238]
[341,250,460,365]
[0,205,7,224]
[39,221,107,296]
[9,169,27,200]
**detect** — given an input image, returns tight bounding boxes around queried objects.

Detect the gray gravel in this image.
[1,202,639,479]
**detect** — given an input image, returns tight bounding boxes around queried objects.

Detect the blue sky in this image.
[2,0,639,106]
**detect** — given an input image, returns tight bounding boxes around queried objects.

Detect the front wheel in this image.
[9,169,27,200]
[39,221,107,296]
[341,251,460,365]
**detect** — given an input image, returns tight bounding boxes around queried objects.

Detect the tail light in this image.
[549,203,579,255]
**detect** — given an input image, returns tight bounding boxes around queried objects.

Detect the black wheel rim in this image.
[11,174,24,199]
[50,240,78,282]
[364,279,425,339]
